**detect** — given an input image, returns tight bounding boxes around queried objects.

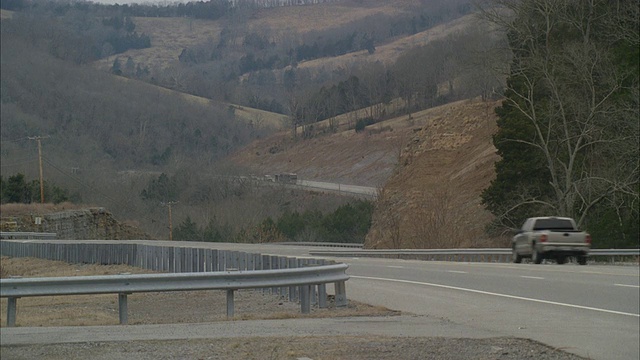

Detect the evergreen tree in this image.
[140,173,179,203]
[2,173,31,203]
[173,216,200,241]
[111,57,122,75]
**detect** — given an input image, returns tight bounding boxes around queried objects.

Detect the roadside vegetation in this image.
[0,173,78,204]
[172,199,372,243]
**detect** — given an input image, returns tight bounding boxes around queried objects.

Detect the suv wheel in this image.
[512,246,523,263]
[577,256,588,265]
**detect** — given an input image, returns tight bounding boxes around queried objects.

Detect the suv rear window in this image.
[533,218,575,231]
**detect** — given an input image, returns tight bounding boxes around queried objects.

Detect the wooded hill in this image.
[1,0,636,248]
[0,0,495,240]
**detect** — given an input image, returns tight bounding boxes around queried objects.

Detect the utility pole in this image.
[162,201,178,240]
[28,136,49,204]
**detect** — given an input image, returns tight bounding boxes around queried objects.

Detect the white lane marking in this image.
[448,270,468,274]
[614,283,640,288]
[352,275,640,318]
[387,266,404,269]
[521,276,545,280]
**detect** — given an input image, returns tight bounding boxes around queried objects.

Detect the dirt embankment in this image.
[366,99,505,249]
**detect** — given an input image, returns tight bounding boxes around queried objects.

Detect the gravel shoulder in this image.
[2,336,586,360]
[0,257,586,359]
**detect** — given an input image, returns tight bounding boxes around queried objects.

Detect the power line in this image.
[0,136,32,144]
[0,158,39,168]
[42,157,125,207]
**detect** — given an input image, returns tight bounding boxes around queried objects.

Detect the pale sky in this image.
[88,0,192,4]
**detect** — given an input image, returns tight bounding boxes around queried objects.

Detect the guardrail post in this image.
[317,284,327,308]
[309,262,318,306]
[288,258,297,301]
[310,283,317,305]
[334,281,347,307]
[270,256,279,295]
[279,257,287,296]
[6,297,18,327]
[300,285,311,314]
[261,255,270,294]
[226,289,235,318]
[118,293,129,325]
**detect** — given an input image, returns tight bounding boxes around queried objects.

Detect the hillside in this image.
[92,0,466,72]
[1,0,505,244]
[231,98,503,248]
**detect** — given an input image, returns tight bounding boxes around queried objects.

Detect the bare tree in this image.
[411,188,466,249]
[480,0,639,228]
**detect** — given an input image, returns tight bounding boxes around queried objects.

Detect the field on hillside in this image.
[92,0,475,73]
[112,76,289,130]
[296,13,477,72]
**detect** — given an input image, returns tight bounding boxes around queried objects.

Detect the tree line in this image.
[480,0,639,248]
[173,200,373,243]
[2,6,151,64]
[0,173,78,204]
[0,0,232,20]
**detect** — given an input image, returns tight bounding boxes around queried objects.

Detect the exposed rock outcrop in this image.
[1,205,151,240]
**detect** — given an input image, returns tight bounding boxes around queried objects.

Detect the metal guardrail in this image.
[272,242,364,248]
[0,232,57,240]
[591,249,640,256]
[309,248,640,263]
[0,263,349,327]
[0,240,350,327]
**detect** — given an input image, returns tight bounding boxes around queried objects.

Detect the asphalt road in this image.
[2,241,638,360]
[297,180,378,198]
[344,257,639,360]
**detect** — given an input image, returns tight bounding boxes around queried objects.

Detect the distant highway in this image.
[297,179,378,198]
[226,175,378,198]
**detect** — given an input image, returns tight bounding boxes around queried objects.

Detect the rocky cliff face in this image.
[1,205,151,240]
[364,99,505,249]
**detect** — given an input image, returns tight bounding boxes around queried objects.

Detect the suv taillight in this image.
[585,234,592,244]
[540,234,548,242]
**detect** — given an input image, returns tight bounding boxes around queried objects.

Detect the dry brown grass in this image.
[249,2,407,33]
[106,76,289,130]
[0,202,93,217]
[295,13,477,72]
